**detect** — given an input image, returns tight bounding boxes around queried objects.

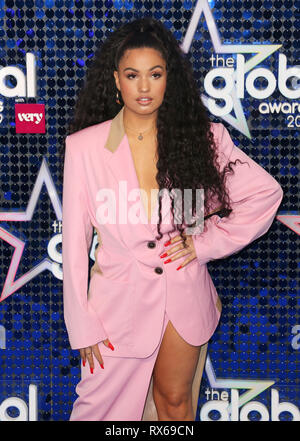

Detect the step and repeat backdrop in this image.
[0,0,299,421]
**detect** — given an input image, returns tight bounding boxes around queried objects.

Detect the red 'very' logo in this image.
[15,103,45,133]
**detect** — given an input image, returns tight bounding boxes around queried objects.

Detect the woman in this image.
[61,18,283,421]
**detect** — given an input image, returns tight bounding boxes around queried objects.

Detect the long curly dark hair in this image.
[61,17,246,247]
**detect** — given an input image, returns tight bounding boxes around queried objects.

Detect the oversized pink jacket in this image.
[62,106,283,358]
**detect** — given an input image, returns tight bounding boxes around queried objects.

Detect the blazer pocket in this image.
[88,273,135,346]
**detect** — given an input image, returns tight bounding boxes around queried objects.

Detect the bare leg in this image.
[151,319,203,421]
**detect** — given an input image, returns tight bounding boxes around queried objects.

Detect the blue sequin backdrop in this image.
[0,0,299,421]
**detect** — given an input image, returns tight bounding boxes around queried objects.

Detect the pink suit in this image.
[62,106,283,420]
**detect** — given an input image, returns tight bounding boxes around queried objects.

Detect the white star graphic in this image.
[276,212,300,235]
[203,354,275,417]
[0,158,62,302]
[180,0,282,138]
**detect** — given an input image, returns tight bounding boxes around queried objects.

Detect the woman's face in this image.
[113,47,167,116]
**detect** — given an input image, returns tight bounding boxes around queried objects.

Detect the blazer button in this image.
[154,267,163,274]
[147,241,156,249]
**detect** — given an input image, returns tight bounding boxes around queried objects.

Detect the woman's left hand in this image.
[160,233,197,270]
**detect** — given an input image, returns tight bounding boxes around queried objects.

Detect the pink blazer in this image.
[62,106,283,358]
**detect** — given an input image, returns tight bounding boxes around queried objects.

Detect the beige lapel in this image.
[103,106,125,153]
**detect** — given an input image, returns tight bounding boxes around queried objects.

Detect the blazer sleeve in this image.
[191,123,284,265]
[62,134,108,350]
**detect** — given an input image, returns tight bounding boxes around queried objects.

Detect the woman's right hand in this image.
[79,339,114,373]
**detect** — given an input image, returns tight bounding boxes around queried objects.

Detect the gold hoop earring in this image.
[116,90,122,105]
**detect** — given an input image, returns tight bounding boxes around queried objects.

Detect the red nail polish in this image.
[164,258,172,264]
[164,240,171,246]
[100,363,104,369]
[108,342,114,351]
[176,265,182,270]
[82,359,86,367]
[160,252,168,258]
[90,367,94,374]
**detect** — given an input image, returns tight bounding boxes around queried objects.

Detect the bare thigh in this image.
[152,319,201,402]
